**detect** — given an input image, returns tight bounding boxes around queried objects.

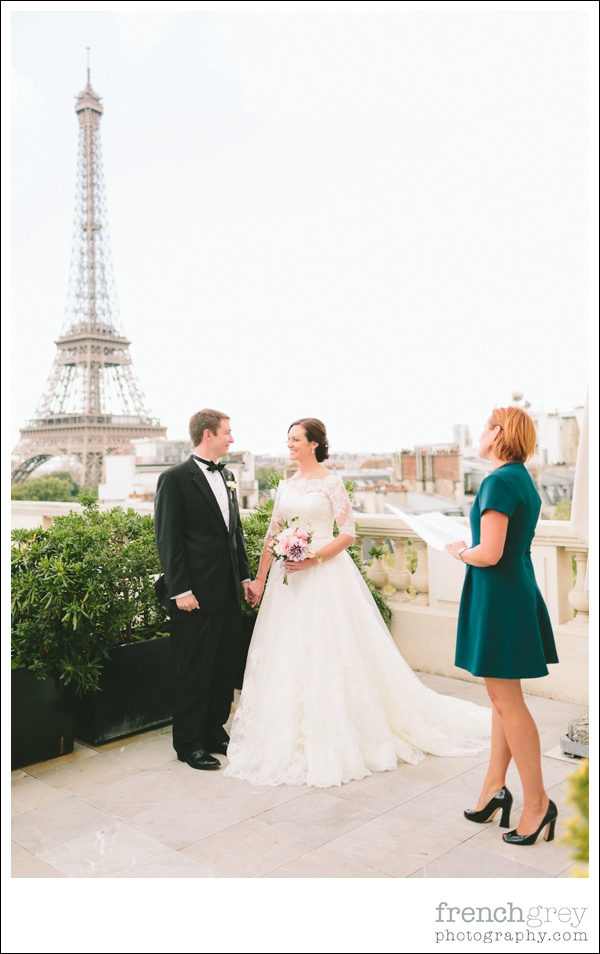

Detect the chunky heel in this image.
[464,786,513,826]
[502,800,558,846]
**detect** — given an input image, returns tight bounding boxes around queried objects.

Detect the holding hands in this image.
[241,581,253,604]
[245,554,321,608]
[246,579,265,608]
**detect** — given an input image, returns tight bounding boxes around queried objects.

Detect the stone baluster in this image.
[388,536,412,601]
[353,530,368,568]
[411,539,429,605]
[568,550,589,622]
[366,535,389,590]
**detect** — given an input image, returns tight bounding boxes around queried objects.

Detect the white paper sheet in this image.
[391,509,472,551]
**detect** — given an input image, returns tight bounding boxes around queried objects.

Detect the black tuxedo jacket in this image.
[154,457,251,613]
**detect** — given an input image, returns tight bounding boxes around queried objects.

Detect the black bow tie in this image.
[193,455,225,473]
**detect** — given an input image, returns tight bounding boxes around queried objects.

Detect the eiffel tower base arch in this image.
[11,417,167,486]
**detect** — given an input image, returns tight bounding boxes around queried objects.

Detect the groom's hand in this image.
[176,594,200,611]
[247,580,264,607]
[242,581,252,603]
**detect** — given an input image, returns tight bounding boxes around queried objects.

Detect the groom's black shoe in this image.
[177,748,221,770]
[206,741,229,756]
[205,732,230,756]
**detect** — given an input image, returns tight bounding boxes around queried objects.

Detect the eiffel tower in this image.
[11,68,166,486]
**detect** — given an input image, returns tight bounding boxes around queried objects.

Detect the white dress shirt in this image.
[195,457,231,529]
[172,457,249,600]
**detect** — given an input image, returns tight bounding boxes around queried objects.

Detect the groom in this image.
[154,409,252,770]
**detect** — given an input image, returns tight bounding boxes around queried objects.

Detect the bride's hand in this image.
[248,580,264,607]
[283,556,319,574]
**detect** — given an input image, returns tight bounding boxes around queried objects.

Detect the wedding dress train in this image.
[224,475,491,788]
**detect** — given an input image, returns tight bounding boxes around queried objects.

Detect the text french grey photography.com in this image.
[434,902,588,946]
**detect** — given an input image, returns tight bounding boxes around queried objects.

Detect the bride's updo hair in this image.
[289,418,330,462]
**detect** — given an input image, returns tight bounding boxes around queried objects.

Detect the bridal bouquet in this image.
[267,517,315,584]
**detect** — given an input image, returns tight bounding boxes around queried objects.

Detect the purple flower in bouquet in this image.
[267,517,315,584]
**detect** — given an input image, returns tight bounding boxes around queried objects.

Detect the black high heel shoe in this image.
[464,786,513,828]
[502,800,557,845]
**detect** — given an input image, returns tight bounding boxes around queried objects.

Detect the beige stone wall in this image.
[356,514,589,707]
[560,416,580,466]
[388,599,588,706]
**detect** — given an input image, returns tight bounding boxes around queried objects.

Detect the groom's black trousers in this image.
[169,577,241,755]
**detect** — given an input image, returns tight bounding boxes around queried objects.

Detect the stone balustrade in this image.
[11,500,588,705]
[355,513,589,706]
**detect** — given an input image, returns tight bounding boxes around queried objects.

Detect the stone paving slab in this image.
[408,841,555,879]
[11,673,584,879]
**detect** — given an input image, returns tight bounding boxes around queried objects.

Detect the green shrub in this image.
[11,472,82,502]
[11,492,168,695]
[553,499,572,521]
[239,475,282,616]
[562,759,589,876]
[11,475,393,697]
[255,465,284,491]
[11,470,99,502]
[405,540,418,574]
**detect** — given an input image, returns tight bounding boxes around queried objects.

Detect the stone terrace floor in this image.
[11,674,586,879]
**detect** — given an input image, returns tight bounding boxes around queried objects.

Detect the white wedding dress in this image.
[224,475,491,788]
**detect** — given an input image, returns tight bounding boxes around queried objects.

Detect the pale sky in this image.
[10,6,592,458]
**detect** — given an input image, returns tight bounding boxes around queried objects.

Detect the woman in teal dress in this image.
[447,406,559,846]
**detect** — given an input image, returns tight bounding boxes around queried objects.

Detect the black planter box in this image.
[75,636,173,745]
[12,669,75,770]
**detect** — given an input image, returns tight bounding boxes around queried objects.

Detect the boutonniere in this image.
[225,477,237,494]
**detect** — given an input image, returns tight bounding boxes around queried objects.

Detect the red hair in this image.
[489,406,537,462]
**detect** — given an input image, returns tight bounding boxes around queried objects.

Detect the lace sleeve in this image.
[266,481,285,540]
[326,476,356,539]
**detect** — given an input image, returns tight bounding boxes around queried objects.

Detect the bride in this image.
[224,418,491,788]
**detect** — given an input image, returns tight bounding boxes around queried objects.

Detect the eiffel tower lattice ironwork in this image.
[11,70,166,486]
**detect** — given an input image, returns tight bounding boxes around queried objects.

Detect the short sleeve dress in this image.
[455,461,558,679]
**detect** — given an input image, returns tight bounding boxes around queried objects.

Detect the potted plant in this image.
[11,491,171,760]
[238,477,392,687]
[366,545,390,590]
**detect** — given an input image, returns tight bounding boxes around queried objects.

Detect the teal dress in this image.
[455,462,558,679]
